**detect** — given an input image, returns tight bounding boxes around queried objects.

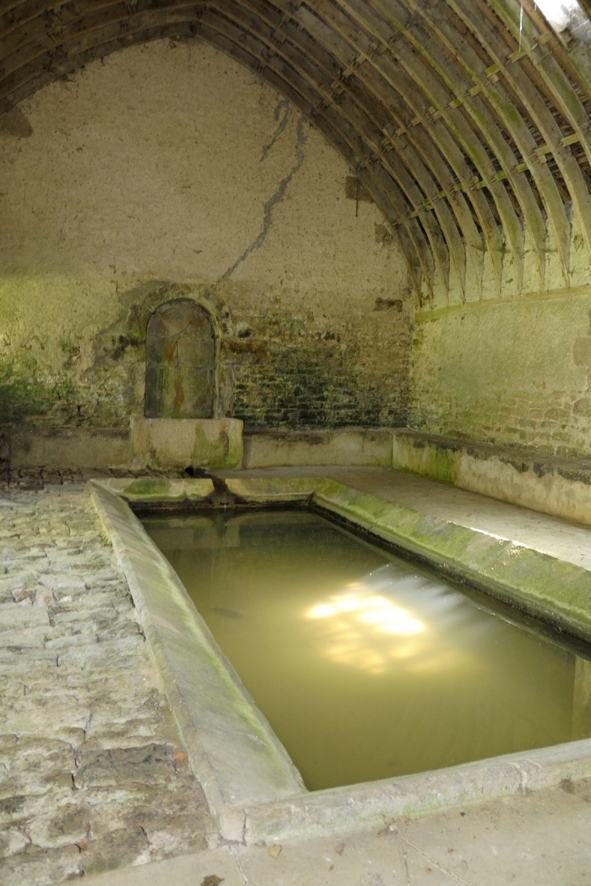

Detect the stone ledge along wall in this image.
[0,39,410,440]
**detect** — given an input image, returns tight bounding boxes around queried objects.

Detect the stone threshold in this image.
[89,476,591,845]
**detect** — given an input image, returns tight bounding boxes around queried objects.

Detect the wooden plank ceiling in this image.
[1,0,591,301]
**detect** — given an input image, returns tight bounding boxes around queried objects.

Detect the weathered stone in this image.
[34,587,54,608]
[0,844,82,886]
[11,585,38,604]
[28,804,89,849]
[38,574,86,591]
[0,573,39,593]
[44,633,98,650]
[0,648,57,668]
[79,826,150,876]
[56,637,143,669]
[0,486,212,885]
[51,608,119,627]
[0,828,29,859]
[96,620,142,642]
[8,738,75,775]
[0,628,48,648]
[0,603,50,631]
[50,592,127,612]
[74,744,176,790]
[0,696,91,734]
[0,734,18,759]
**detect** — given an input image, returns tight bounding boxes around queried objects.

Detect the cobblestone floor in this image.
[0,483,214,885]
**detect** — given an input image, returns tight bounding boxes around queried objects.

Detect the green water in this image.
[142,509,591,791]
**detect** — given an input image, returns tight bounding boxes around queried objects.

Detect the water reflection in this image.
[304,565,485,675]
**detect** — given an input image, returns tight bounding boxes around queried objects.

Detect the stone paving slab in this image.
[0,485,214,885]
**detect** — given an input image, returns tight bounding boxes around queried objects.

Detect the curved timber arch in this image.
[2,0,591,300]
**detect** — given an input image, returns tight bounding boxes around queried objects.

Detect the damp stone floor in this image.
[1,466,591,886]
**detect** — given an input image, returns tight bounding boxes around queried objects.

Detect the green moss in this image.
[392,439,458,485]
[192,424,242,469]
[0,364,75,424]
[123,478,170,497]
[425,448,457,485]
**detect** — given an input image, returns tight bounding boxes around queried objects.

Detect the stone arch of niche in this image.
[145,298,217,419]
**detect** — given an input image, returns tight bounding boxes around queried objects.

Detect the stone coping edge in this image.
[244,737,591,842]
[89,474,591,844]
[88,480,306,842]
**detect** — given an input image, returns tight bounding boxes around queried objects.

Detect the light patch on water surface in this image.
[307,588,425,635]
[304,566,479,675]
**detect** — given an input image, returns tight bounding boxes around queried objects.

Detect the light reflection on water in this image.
[143,510,591,791]
[304,566,490,677]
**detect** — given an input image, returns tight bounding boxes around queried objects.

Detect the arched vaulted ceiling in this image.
[2,1,591,303]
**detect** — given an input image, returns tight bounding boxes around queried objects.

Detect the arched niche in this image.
[145,299,216,419]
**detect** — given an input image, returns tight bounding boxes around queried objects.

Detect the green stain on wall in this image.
[410,295,591,456]
[391,442,458,485]
[0,275,411,432]
[0,365,76,424]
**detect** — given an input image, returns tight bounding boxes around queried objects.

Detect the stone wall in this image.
[0,40,409,433]
[410,290,591,457]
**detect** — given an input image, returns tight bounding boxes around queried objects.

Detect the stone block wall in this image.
[224,302,409,429]
[410,292,591,457]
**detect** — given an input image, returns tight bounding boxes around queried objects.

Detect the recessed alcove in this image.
[145,299,216,420]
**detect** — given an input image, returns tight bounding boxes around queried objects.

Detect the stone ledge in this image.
[393,430,591,525]
[9,427,131,469]
[243,428,393,468]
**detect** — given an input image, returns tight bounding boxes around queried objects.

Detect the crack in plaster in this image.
[221,115,307,281]
[230,844,250,884]
[401,835,471,885]
[402,842,410,885]
[260,99,290,162]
